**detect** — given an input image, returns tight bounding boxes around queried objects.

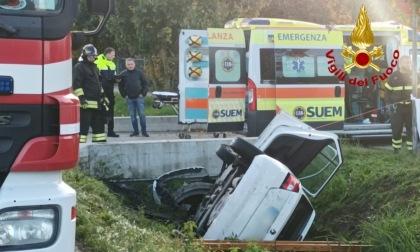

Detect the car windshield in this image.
[0,0,59,12]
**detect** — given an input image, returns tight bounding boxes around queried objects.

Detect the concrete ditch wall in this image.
[79,138,257,179]
[81,115,256,179]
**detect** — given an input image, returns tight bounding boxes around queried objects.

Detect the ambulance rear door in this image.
[206,28,247,132]
[273,30,345,130]
[178,29,209,125]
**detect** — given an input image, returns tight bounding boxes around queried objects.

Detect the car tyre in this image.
[229,137,263,163]
[216,144,237,165]
[173,182,213,215]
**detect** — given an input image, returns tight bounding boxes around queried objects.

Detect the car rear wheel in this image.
[229,137,263,163]
[173,182,213,215]
[216,144,237,165]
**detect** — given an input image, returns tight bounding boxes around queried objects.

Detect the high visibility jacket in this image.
[73,60,103,109]
[95,54,116,91]
[385,70,420,105]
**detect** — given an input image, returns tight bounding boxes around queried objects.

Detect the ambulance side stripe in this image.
[256,87,344,99]
[184,88,208,119]
[209,87,246,98]
[186,109,208,119]
[276,87,344,98]
[186,99,208,109]
[185,88,208,98]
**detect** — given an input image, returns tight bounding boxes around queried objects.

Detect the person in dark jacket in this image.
[118,58,149,137]
[385,55,420,153]
[73,44,108,143]
[95,47,119,137]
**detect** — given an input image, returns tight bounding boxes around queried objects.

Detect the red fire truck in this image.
[0,0,113,251]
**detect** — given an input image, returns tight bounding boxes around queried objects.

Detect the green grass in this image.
[308,142,420,251]
[64,169,199,252]
[64,143,420,251]
[114,94,177,117]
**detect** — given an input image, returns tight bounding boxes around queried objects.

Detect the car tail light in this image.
[281,174,300,192]
[0,206,58,248]
[248,78,257,111]
[71,206,76,221]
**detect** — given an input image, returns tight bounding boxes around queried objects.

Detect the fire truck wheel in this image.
[213,132,219,138]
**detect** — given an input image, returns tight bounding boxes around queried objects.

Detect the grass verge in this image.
[64,170,198,252]
[309,141,420,251]
[65,141,420,251]
[114,94,177,117]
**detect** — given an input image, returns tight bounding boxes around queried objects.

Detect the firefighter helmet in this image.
[82,44,97,57]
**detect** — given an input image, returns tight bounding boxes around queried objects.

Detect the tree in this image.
[107,0,246,91]
[258,0,353,25]
[102,0,414,91]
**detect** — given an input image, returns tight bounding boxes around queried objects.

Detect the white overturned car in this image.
[153,111,343,241]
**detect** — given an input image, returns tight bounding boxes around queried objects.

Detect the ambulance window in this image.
[317,56,334,76]
[317,50,344,76]
[282,56,315,78]
[209,48,246,84]
[275,49,343,84]
[260,48,275,83]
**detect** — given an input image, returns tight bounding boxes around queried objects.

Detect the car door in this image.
[255,110,343,197]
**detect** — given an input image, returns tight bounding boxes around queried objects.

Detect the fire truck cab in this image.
[0,1,113,251]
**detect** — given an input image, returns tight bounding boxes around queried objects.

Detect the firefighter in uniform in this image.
[385,55,419,153]
[95,47,119,137]
[73,44,108,143]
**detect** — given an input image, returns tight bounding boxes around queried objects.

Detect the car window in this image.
[298,142,341,197]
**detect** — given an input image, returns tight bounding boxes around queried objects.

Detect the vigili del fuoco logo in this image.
[326,5,400,86]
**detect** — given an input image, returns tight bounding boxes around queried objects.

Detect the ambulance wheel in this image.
[223,133,227,138]
[179,132,185,139]
[216,144,237,165]
[213,132,219,138]
[185,134,191,139]
[229,137,263,163]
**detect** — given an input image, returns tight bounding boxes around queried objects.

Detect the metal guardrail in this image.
[200,240,370,252]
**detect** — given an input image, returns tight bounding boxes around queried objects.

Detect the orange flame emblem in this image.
[341,5,384,71]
